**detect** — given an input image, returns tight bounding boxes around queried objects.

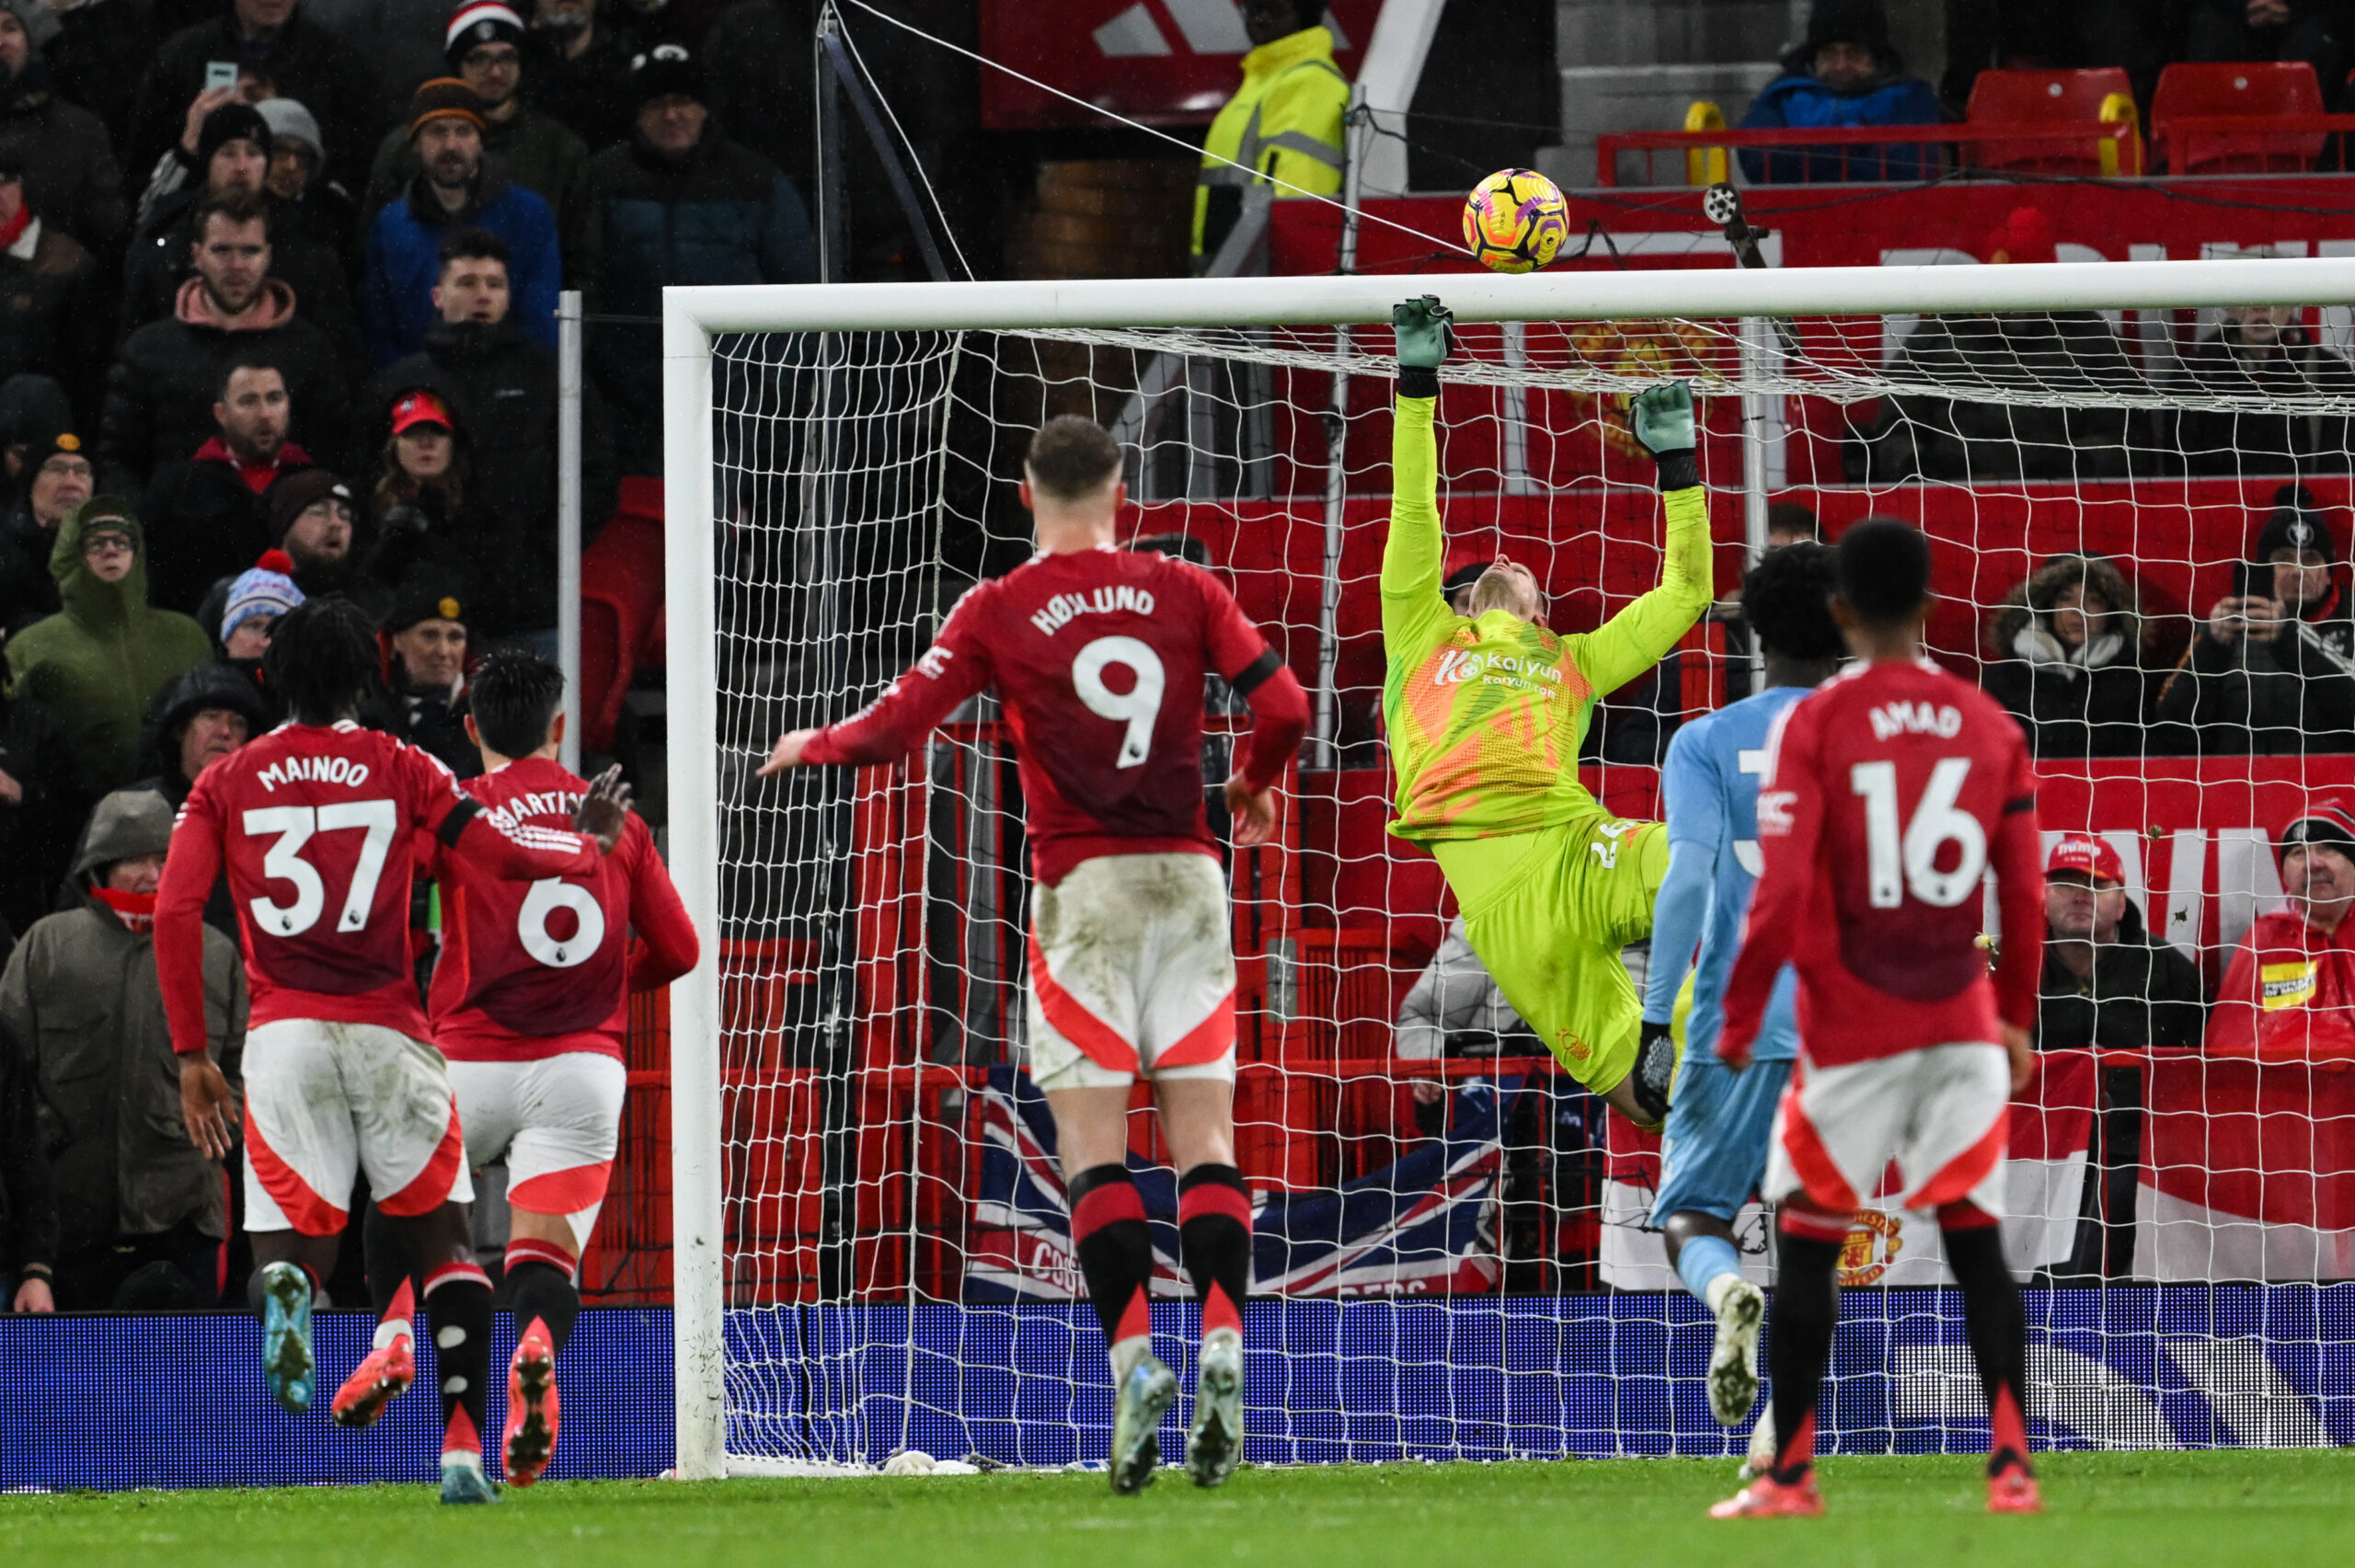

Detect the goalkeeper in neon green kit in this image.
[1382,296,1714,1127]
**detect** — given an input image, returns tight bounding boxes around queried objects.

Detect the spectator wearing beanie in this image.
[255,96,360,255]
[0,153,105,424]
[140,354,316,615]
[365,76,560,368]
[3,498,210,796]
[366,4,591,271]
[582,42,812,470]
[374,227,616,639]
[123,0,379,203]
[0,427,93,635]
[99,189,354,492]
[121,100,363,370]
[1,786,246,1310]
[0,0,126,250]
[1738,0,1940,185]
[216,546,302,663]
[119,659,270,944]
[252,464,388,620]
[521,0,655,154]
[379,570,476,775]
[2207,794,2355,1059]
[2157,486,2355,756]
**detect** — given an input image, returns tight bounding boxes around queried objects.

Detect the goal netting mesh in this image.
[692,295,2355,1472]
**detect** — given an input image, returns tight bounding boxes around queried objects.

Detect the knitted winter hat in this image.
[222,549,304,643]
[197,103,272,169]
[21,427,86,476]
[408,77,488,141]
[256,98,325,163]
[2256,484,2337,565]
[446,0,527,65]
[629,43,706,107]
[265,468,352,544]
[2281,792,2355,866]
[0,0,62,54]
[383,572,468,635]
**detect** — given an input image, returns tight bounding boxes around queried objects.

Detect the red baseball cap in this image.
[388,388,454,437]
[2046,833,2124,886]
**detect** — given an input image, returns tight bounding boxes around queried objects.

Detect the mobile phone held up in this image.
[205,61,238,94]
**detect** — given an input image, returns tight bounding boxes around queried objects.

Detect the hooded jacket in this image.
[0,58,125,249]
[98,276,353,490]
[2036,892,2208,1055]
[118,187,364,372]
[363,166,560,368]
[2,505,211,795]
[2155,575,2355,754]
[1982,555,2155,758]
[0,788,244,1255]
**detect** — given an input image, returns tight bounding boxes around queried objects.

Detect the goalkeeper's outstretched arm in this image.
[1580,384,1717,698]
[1381,296,1455,662]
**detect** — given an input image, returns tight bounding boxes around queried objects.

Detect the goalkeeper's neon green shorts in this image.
[1431,814,1668,1095]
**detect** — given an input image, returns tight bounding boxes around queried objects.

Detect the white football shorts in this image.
[445,1053,626,1252]
[1025,852,1237,1093]
[1763,1041,2011,1226]
[242,1019,474,1237]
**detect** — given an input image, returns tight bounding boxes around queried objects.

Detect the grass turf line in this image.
[3,1451,2349,1568]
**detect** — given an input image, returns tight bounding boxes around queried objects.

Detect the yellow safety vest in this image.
[1192,26,1350,262]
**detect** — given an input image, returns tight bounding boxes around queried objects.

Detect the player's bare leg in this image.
[1051,1086,1175,1494]
[1713,1202,1843,1518]
[1157,1078,1248,1489]
[1939,1204,2040,1514]
[248,1230,338,1413]
[1664,1211,1765,1428]
[393,1201,500,1504]
[499,1209,586,1487]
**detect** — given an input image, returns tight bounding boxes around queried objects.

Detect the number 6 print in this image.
[1072,635,1166,768]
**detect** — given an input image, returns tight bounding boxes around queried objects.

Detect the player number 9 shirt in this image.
[1718,659,2044,1068]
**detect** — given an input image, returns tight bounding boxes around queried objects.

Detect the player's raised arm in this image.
[1382,295,1456,658]
[1717,704,1818,1070]
[759,588,995,776]
[1579,383,1717,698]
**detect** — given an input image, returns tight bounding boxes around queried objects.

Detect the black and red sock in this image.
[1177,1163,1251,1338]
[422,1260,494,1467]
[1941,1210,2034,1479]
[1766,1213,1846,1485]
[1068,1163,1154,1352]
[505,1240,581,1355]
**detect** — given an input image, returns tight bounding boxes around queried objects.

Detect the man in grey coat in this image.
[0,788,245,1308]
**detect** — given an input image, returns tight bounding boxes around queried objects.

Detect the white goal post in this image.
[661,257,2355,1479]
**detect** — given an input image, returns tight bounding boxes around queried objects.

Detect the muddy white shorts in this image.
[1763,1042,2010,1229]
[242,1019,473,1237]
[446,1053,626,1251]
[1025,852,1237,1093]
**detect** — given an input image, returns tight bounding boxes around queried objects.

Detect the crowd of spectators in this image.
[0,0,817,1312]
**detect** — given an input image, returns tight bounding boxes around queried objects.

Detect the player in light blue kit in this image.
[1641,542,1844,1446]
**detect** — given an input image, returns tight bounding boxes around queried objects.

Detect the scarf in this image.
[95,887,158,933]
[2011,619,2124,675]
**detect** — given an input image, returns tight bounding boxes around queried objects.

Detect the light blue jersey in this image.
[1643,684,1805,1066]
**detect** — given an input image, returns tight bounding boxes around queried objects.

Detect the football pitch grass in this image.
[4,1451,2349,1568]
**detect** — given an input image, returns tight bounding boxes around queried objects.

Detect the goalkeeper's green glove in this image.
[1392,295,1453,398]
[1627,381,1700,492]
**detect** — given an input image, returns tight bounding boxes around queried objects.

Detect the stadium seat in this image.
[2152,61,2326,173]
[1966,68,2142,175]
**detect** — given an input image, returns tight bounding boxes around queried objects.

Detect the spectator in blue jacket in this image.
[580,44,814,473]
[363,77,559,369]
[1738,0,1942,184]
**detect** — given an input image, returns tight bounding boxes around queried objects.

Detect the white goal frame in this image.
[661,256,2355,1479]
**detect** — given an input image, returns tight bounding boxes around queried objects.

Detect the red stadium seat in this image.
[2152,60,2326,173]
[1966,68,2142,175]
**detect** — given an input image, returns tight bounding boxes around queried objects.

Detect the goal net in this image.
[661,261,2355,1477]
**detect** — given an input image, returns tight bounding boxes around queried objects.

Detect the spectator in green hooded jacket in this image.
[3,498,210,795]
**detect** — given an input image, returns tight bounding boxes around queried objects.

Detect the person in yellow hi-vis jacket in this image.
[1192,0,1350,269]
[1381,296,1716,1129]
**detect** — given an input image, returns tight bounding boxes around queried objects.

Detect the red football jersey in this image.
[803,544,1309,884]
[1719,659,2044,1068]
[156,719,602,1053]
[431,757,700,1062]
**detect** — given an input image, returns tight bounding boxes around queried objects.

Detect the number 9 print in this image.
[1072,635,1166,768]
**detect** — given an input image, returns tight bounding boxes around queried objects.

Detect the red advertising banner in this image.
[979,0,1384,129]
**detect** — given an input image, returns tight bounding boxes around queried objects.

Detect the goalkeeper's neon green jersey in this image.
[1380,393,1715,843]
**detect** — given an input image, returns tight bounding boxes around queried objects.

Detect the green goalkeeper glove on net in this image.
[1628,381,1700,491]
[1393,296,1453,396]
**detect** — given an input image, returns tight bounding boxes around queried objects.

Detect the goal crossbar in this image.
[658,257,2355,1478]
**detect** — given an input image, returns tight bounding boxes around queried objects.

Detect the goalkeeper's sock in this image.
[1674,1232,1743,1307]
[1177,1163,1251,1342]
[422,1261,495,1469]
[1765,1221,1844,1486]
[505,1242,581,1355]
[1943,1215,2034,1480]
[1069,1163,1155,1379]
